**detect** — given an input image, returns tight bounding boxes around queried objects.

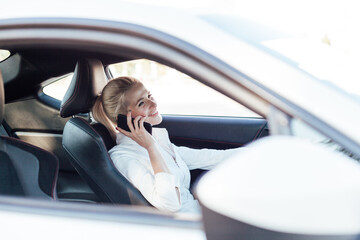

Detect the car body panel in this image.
[0,196,204,240]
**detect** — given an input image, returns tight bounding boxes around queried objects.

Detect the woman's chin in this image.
[149,115,162,126]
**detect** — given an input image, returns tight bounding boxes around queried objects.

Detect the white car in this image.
[0,0,359,239]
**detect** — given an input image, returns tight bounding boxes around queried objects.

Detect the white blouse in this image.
[108,128,241,214]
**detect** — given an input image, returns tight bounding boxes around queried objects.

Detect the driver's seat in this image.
[60,59,151,206]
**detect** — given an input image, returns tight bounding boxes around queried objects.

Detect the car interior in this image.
[0,67,58,200]
[0,47,268,208]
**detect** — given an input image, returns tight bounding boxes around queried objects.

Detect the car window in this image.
[42,73,73,101]
[108,59,260,117]
[0,49,10,62]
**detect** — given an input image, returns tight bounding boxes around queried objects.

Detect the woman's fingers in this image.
[133,115,142,131]
[139,116,147,130]
[116,126,131,137]
[124,111,148,137]
[127,111,135,132]
[119,114,154,150]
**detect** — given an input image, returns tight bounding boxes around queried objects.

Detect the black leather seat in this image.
[0,70,59,199]
[60,59,151,206]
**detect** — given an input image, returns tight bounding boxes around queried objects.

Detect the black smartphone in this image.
[117,114,152,135]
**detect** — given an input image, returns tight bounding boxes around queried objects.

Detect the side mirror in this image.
[196,136,360,240]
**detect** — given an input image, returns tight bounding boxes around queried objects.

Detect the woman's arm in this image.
[116,112,181,209]
[146,144,181,204]
[174,145,242,170]
[110,149,181,212]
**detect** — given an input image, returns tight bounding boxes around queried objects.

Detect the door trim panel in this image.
[159,115,268,149]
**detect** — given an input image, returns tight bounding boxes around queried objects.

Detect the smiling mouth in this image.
[149,111,158,117]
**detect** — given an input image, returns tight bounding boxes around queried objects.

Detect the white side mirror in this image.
[196,136,360,240]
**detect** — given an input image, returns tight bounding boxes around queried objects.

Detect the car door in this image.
[160,115,267,150]
[159,115,268,186]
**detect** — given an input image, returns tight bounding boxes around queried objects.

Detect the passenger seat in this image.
[0,70,59,199]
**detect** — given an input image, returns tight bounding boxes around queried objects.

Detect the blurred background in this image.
[131,0,360,53]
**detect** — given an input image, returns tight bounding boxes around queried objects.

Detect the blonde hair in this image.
[92,76,140,139]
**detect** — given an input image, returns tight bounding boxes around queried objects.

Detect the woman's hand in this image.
[117,112,179,204]
[116,111,155,150]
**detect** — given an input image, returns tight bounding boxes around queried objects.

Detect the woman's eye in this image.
[138,102,144,107]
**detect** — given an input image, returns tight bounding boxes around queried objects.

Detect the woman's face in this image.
[125,82,162,126]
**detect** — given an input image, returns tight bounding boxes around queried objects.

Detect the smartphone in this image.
[117,114,152,135]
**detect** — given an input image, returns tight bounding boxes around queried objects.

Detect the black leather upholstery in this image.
[60,59,108,118]
[0,69,4,123]
[61,59,151,206]
[63,118,149,205]
[0,70,59,199]
[0,137,59,199]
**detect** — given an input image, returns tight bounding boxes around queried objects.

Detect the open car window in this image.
[42,59,260,118]
[108,59,260,118]
[42,73,73,101]
[0,49,10,62]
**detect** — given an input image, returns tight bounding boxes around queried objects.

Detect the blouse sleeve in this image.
[110,150,181,212]
[173,145,242,170]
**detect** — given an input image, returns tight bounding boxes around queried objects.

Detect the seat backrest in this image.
[60,59,151,206]
[0,70,58,199]
[62,117,150,205]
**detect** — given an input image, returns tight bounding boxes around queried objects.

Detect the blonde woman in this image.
[92,76,240,214]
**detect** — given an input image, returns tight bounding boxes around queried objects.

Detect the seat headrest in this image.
[60,59,108,118]
[0,69,4,123]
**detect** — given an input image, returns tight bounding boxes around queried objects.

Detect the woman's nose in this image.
[148,99,157,108]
